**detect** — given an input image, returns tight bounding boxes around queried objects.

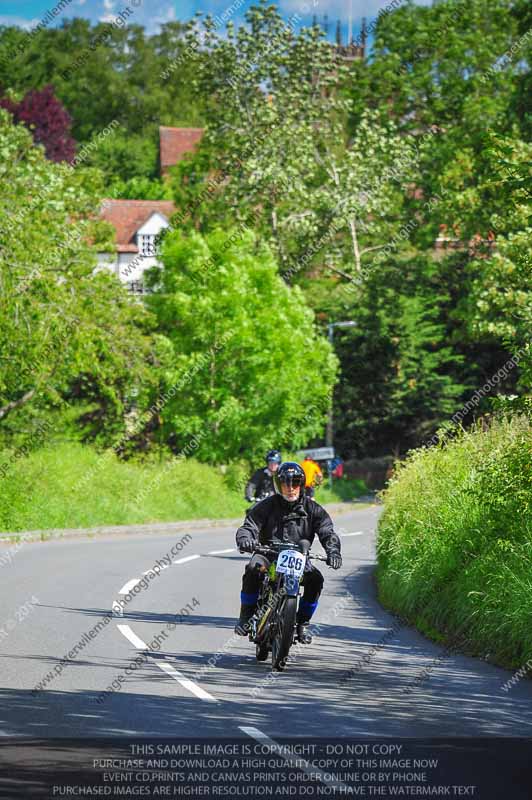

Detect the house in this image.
[97,199,176,294]
[97,126,204,293]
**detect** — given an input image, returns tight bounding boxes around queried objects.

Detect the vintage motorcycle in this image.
[247,539,326,671]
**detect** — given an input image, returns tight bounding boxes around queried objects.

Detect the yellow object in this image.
[301,458,323,488]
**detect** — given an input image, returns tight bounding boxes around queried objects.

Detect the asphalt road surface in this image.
[1,504,532,740]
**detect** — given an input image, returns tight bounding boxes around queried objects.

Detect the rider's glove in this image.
[239,538,255,554]
[327,552,342,570]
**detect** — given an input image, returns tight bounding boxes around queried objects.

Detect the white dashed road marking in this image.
[173,554,201,565]
[142,566,168,575]
[341,531,365,537]
[207,548,235,555]
[156,661,218,702]
[118,578,142,595]
[117,624,219,702]
[239,726,349,790]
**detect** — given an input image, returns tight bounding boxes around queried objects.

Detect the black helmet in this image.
[265,449,282,465]
[274,461,306,500]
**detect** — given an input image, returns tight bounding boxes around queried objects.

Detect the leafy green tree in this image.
[145,227,337,462]
[107,176,173,201]
[455,134,532,389]
[351,0,518,136]
[326,253,469,457]
[170,3,415,280]
[83,128,159,182]
[512,0,532,139]
[0,18,203,146]
[0,110,156,439]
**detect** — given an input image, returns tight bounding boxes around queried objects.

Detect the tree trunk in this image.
[348,217,361,272]
[0,387,37,422]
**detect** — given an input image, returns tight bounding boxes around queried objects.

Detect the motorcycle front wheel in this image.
[271,596,297,671]
[256,642,269,661]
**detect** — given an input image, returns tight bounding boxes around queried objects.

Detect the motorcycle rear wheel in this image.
[271,596,297,671]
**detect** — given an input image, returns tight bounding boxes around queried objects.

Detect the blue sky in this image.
[0,0,431,39]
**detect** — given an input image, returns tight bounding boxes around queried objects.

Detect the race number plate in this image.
[276,549,305,578]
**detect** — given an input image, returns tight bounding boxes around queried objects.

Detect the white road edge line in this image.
[118,578,142,595]
[117,624,148,650]
[341,531,365,537]
[239,726,349,791]
[156,661,218,702]
[207,548,235,555]
[173,554,201,565]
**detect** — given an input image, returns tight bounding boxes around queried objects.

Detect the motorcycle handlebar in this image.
[250,543,327,561]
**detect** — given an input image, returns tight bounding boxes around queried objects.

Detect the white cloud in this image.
[143,3,178,34]
[0,14,41,30]
[278,0,430,18]
[99,0,116,22]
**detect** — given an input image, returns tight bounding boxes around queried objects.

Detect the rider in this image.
[245,450,282,503]
[301,455,323,499]
[235,461,342,643]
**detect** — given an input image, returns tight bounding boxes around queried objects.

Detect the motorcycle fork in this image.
[251,577,275,640]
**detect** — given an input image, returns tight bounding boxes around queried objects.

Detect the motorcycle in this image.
[246,539,326,671]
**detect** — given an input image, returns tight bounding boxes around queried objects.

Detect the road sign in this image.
[297,447,335,461]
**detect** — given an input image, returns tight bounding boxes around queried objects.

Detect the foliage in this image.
[0,19,203,144]
[352,0,518,136]
[0,443,247,533]
[169,4,416,279]
[82,128,159,182]
[0,84,76,162]
[377,415,532,667]
[107,176,173,200]
[0,110,157,440]
[329,254,469,456]
[450,134,532,388]
[0,0,530,463]
[146,226,338,462]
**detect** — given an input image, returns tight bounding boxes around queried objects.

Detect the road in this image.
[1,503,532,741]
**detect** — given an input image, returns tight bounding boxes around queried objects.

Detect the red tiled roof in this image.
[159,126,204,175]
[100,200,176,253]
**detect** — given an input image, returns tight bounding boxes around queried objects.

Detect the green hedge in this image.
[0,443,366,534]
[377,415,532,668]
[0,443,247,533]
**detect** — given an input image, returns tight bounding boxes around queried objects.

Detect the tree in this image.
[0,84,76,162]
[169,3,416,280]
[0,109,157,439]
[145,226,337,462]
[456,134,532,389]
[0,18,204,144]
[82,127,159,183]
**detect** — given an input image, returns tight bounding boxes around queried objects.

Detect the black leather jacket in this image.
[236,494,341,555]
[245,467,275,502]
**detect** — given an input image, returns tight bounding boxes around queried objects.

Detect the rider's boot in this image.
[296,598,317,644]
[234,603,256,636]
[296,623,313,644]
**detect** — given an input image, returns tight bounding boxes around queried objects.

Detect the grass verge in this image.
[0,443,366,533]
[377,415,532,669]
